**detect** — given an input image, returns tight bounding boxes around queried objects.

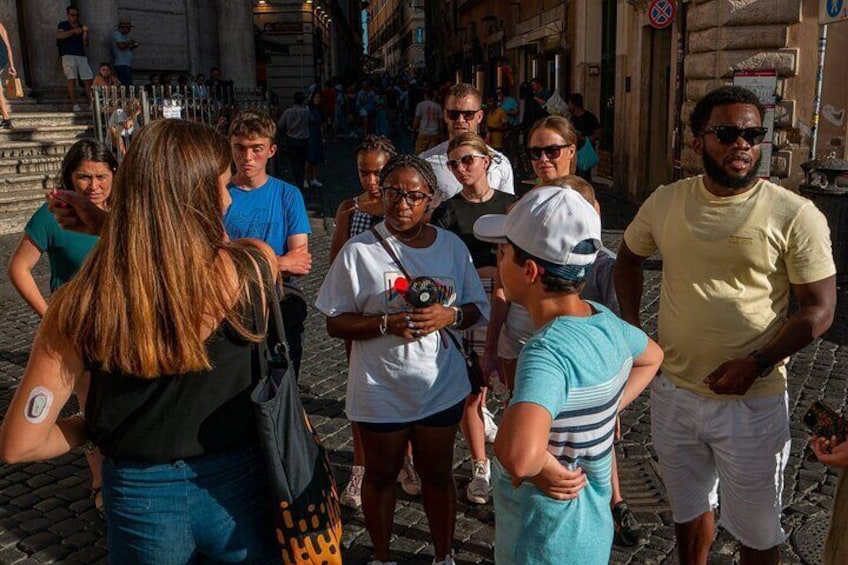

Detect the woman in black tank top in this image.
[0,120,281,563]
[431,132,515,507]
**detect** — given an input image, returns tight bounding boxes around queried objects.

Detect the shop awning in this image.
[505,22,562,50]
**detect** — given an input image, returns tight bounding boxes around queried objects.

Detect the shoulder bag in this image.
[247,253,343,565]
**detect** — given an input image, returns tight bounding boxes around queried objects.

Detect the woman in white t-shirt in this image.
[316,154,489,565]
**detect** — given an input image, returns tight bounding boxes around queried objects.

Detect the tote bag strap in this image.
[245,248,291,376]
[370,226,413,281]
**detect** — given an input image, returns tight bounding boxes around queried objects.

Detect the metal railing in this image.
[92,85,270,153]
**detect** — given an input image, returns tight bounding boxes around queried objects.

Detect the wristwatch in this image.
[449,306,463,329]
[748,349,774,378]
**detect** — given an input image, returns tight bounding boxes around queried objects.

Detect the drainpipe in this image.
[672,0,687,180]
[810,23,828,159]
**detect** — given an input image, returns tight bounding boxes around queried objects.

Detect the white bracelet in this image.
[379,314,388,336]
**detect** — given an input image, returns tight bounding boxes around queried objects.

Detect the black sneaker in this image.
[0,119,10,129]
[612,501,647,546]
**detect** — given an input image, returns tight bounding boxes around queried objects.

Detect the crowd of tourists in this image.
[0,81,843,565]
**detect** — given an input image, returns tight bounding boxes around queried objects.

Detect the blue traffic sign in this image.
[649,0,676,29]
[827,0,843,18]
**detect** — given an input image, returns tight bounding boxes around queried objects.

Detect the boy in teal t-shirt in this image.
[473,187,663,564]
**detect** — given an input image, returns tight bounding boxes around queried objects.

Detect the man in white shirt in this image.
[412,88,443,154]
[419,83,514,203]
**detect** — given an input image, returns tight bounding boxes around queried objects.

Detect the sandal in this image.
[89,486,105,519]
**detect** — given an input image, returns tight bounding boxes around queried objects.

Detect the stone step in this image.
[0,209,34,235]
[0,174,51,194]
[0,155,65,175]
[0,188,46,213]
[9,99,69,113]
[0,125,93,142]
[7,112,93,128]
[0,140,82,159]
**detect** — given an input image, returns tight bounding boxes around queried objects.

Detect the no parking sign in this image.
[649,0,676,29]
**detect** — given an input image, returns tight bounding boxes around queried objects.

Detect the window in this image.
[416,27,424,43]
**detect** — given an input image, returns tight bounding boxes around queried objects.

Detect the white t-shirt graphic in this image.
[316,222,490,422]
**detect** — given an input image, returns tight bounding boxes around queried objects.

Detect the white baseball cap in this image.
[473,186,601,270]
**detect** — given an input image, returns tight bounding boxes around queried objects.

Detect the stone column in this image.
[77,0,118,73]
[0,1,24,81]
[186,0,203,77]
[21,0,67,94]
[215,0,256,87]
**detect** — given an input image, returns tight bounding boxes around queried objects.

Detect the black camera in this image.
[407,277,442,308]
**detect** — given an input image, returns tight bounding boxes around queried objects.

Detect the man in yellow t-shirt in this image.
[485,95,509,151]
[615,85,836,565]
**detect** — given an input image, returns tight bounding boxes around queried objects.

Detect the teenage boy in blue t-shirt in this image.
[473,187,663,564]
[224,111,312,376]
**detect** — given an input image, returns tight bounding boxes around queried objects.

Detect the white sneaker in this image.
[397,456,422,496]
[433,554,456,565]
[72,103,82,112]
[340,465,364,508]
[466,459,491,504]
[303,180,311,189]
[311,179,323,187]
[482,406,498,444]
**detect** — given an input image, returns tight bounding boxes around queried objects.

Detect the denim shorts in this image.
[102,446,280,564]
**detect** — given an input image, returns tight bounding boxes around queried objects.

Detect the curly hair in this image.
[690,86,765,137]
[379,154,438,195]
[355,134,397,159]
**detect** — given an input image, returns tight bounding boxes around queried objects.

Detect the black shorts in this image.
[354,400,464,433]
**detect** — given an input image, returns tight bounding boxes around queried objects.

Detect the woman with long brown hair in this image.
[0,120,281,563]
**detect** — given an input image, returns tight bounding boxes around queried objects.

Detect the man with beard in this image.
[614,85,836,565]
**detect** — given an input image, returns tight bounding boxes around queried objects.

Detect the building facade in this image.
[423,0,847,200]
[2,0,362,103]
[255,0,363,102]
[366,0,425,74]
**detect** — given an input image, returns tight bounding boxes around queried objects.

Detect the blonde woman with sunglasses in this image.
[432,133,515,506]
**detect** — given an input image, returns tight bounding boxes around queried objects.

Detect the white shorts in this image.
[61,55,93,81]
[650,373,791,550]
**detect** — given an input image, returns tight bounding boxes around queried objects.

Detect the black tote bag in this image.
[248,259,343,565]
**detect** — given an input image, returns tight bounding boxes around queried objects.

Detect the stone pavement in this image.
[0,137,846,564]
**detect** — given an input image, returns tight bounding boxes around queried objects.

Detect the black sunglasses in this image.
[701,126,767,146]
[445,109,480,121]
[526,144,573,161]
[381,186,432,206]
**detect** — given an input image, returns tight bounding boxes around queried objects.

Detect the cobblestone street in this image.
[0,138,846,564]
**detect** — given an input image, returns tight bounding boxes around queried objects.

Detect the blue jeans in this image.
[102,447,280,564]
